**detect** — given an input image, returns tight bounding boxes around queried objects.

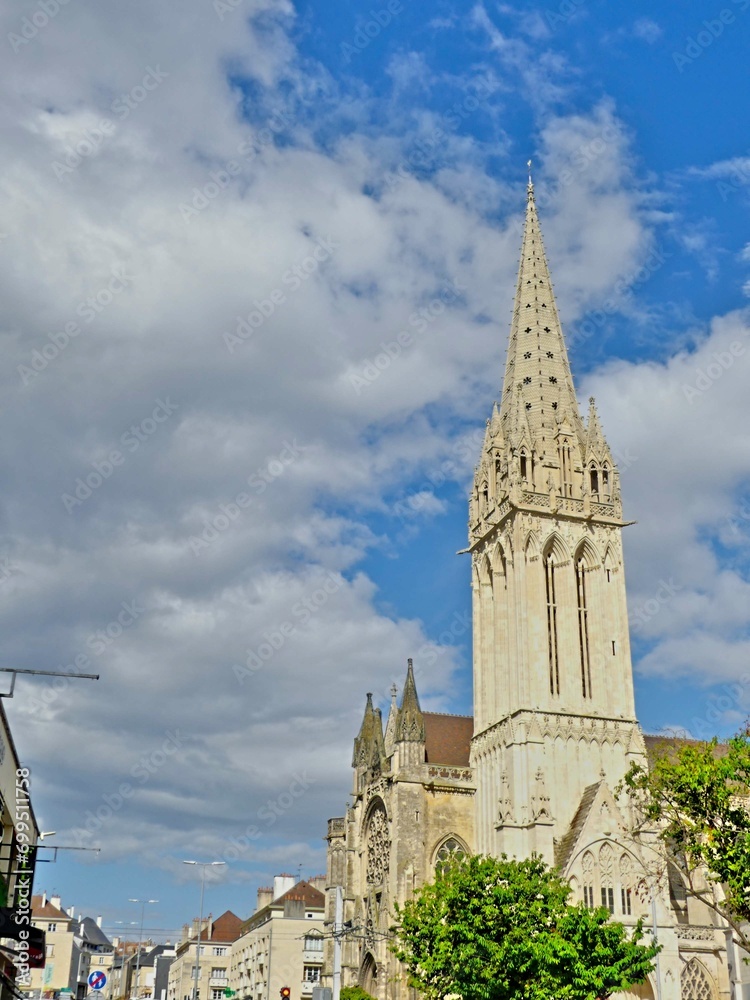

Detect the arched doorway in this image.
[359,952,378,996]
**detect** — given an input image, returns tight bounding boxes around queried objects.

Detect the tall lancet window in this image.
[545,553,560,695]
[576,556,592,698]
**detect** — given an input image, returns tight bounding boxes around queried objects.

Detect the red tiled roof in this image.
[423,713,473,767]
[31,896,71,921]
[208,911,243,943]
[274,880,325,909]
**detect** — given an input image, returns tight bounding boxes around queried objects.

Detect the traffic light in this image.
[280,988,291,1000]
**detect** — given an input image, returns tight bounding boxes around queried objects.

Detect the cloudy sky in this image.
[3,0,750,939]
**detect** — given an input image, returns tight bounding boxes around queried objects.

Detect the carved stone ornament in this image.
[366,807,390,886]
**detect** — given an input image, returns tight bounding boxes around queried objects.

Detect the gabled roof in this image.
[554,781,601,871]
[206,911,243,943]
[423,713,473,767]
[31,896,71,922]
[76,916,113,949]
[273,880,325,909]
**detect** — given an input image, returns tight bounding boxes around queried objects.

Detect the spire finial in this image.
[527,158,534,199]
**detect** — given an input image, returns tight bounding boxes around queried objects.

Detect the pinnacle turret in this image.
[396,659,425,743]
[352,693,386,771]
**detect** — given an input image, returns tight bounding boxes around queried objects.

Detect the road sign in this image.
[88,971,107,991]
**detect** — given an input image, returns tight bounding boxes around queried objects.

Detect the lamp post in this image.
[129,898,158,1000]
[183,861,226,1000]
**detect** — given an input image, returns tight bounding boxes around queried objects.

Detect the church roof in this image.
[553,780,602,871]
[423,712,473,767]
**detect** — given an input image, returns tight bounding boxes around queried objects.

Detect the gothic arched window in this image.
[590,464,599,496]
[576,556,592,699]
[545,552,560,695]
[681,960,715,1000]
[365,805,390,886]
[435,837,466,877]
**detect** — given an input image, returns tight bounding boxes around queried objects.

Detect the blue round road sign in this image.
[88,972,107,991]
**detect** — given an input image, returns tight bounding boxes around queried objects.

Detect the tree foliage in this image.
[623,731,750,948]
[392,854,658,1000]
[340,988,376,1000]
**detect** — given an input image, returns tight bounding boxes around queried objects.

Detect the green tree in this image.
[340,988,376,1000]
[392,854,658,1000]
[622,731,750,950]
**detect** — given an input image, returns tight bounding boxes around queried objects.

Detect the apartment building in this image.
[230,877,325,1000]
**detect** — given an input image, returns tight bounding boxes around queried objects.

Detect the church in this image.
[323,179,749,1000]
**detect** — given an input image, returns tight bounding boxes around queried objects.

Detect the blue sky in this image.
[1,0,749,942]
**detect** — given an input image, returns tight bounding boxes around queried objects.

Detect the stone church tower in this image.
[469,174,645,862]
[323,180,743,1000]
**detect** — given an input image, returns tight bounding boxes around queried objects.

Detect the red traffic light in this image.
[280,989,291,999]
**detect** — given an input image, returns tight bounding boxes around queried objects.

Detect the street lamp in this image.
[182,861,226,1000]
[129,898,158,1000]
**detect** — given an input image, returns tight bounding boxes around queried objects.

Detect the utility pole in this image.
[332,887,343,1000]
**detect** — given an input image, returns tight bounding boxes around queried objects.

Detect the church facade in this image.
[324,181,747,1000]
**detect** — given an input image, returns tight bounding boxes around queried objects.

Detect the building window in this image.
[576,557,592,699]
[621,888,632,915]
[212,948,227,957]
[211,969,225,978]
[601,887,614,913]
[48,923,57,932]
[583,886,595,909]
[435,837,466,877]
[46,944,55,957]
[590,467,599,495]
[545,552,560,695]
[304,937,323,952]
[303,968,321,983]
[681,958,715,1000]
[212,991,225,1000]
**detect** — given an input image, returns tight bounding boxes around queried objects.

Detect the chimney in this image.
[51,894,62,910]
[96,916,103,929]
[67,906,75,917]
[41,892,47,908]
[309,876,326,892]
[272,875,295,900]
[256,887,272,912]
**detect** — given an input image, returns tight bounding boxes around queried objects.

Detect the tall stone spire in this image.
[498,174,584,450]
